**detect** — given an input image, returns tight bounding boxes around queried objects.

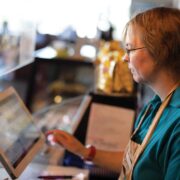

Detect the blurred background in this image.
[0,0,179,113]
[1,0,179,40]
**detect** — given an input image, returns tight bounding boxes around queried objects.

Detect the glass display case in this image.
[33,95,91,134]
[25,56,95,113]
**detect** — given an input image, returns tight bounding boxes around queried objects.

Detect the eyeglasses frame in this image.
[125,47,146,56]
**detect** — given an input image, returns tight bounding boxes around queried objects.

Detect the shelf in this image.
[0,59,34,77]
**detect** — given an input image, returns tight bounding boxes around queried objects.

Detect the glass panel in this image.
[0,20,35,76]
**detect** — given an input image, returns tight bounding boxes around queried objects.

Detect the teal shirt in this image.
[132,87,180,180]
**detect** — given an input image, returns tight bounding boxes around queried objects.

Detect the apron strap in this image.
[132,104,152,137]
[129,92,173,179]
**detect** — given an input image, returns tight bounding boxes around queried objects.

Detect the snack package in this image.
[95,40,133,94]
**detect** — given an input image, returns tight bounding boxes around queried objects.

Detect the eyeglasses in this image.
[125,47,146,56]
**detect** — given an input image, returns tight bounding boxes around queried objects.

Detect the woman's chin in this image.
[132,75,142,83]
[132,74,138,82]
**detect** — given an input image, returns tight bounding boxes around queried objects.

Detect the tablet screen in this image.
[0,89,42,168]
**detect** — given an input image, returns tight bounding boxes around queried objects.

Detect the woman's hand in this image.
[46,129,123,172]
[46,129,87,158]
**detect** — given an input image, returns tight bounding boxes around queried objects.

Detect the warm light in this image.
[35,46,57,58]
[80,45,96,59]
[54,95,62,104]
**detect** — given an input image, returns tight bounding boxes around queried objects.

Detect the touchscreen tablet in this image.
[0,87,45,179]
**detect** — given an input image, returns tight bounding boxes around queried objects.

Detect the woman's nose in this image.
[122,53,129,62]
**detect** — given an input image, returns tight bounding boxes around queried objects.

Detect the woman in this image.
[46,7,180,180]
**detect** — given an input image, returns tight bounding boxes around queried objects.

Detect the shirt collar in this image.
[169,86,180,107]
[150,86,180,108]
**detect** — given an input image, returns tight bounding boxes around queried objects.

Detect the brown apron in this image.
[118,92,173,180]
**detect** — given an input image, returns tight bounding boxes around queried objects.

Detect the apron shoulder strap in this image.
[129,93,173,179]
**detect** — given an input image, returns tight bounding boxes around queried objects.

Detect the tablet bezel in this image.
[0,87,45,179]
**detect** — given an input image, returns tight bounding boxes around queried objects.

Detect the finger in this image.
[54,130,69,140]
[53,136,64,147]
[45,129,62,137]
[46,129,69,143]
